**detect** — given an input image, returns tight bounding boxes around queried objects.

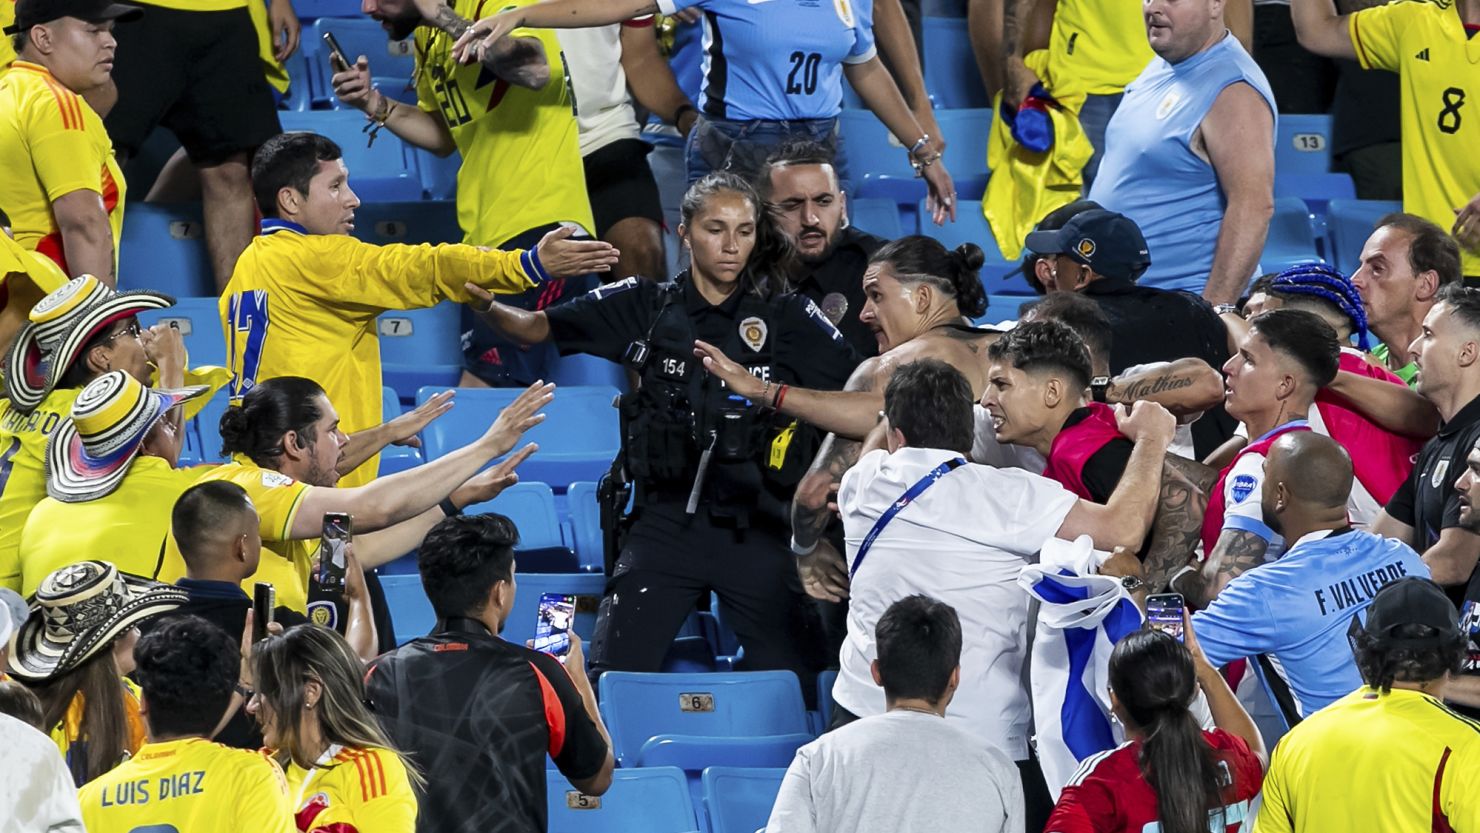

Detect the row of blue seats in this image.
[548,765,784,833]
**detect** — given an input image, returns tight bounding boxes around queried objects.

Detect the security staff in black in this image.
[464,173,859,689]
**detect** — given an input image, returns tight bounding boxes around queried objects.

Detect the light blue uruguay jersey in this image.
[656,0,876,121]
[1192,528,1428,718]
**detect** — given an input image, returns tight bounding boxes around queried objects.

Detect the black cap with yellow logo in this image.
[1024,208,1152,283]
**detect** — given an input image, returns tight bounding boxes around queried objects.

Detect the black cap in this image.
[1362,577,1461,648]
[1024,208,1152,283]
[11,0,142,33]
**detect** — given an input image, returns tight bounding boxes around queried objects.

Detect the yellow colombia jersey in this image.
[18,456,206,596]
[414,0,595,247]
[1046,0,1155,96]
[166,458,316,612]
[0,61,126,275]
[286,745,418,833]
[1351,0,1480,277]
[130,0,248,11]
[51,677,147,772]
[0,388,80,592]
[1253,687,1480,833]
[0,0,15,68]
[221,221,539,487]
[80,738,296,833]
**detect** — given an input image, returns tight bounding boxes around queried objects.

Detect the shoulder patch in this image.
[261,471,295,488]
[582,275,639,301]
[1230,474,1257,504]
[801,298,846,344]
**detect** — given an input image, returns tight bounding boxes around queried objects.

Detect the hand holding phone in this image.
[323,31,351,73]
[533,593,576,659]
[252,582,276,644]
[317,513,352,594]
[1146,593,1187,643]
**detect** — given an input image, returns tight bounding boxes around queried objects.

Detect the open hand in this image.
[451,9,524,65]
[387,389,455,448]
[453,442,538,507]
[693,339,766,400]
[483,381,554,456]
[921,160,957,226]
[535,226,620,278]
[268,0,301,61]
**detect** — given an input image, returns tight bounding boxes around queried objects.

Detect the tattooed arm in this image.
[1142,455,1217,592]
[1104,358,1226,418]
[1182,529,1271,608]
[421,1,551,88]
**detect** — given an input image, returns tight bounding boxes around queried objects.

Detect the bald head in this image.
[1264,432,1354,516]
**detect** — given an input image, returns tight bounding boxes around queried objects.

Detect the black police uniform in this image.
[791,226,887,359]
[544,273,861,686]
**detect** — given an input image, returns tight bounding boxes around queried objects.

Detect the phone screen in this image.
[252,582,275,643]
[317,513,352,593]
[534,593,576,658]
[1146,593,1186,642]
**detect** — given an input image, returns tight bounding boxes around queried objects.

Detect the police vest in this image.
[619,280,819,519]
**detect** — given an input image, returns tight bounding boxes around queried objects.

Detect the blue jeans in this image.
[684,116,853,195]
[1078,92,1124,191]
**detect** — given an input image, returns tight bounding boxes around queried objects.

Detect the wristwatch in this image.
[1090,376,1111,403]
[1119,575,1145,593]
[790,535,818,557]
[1214,303,1239,316]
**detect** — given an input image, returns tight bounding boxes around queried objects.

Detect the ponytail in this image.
[868,236,988,319]
[218,376,327,466]
[1108,629,1230,833]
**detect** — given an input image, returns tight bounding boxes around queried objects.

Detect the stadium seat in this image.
[416,385,622,489]
[1275,114,1334,176]
[816,668,838,728]
[1260,197,1324,273]
[290,0,363,18]
[1327,199,1400,278]
[350,200,462,247]
[702,767,788,833]
[378,386,423,476]
[502,572,605,648]
[841,110,991,207]
[279,48,314,112]
[118,204,215,298]
[849,197,903,239]
[660,636,719,674]
[461,482,578,571]
[638,734,810,771]
[923,17,990,108]
[550,352,628,390]
[935,108,992,198]
[916,199,1033,296]
[312,18,415,105]
[417,148,462,200]
[378,303,464,401]
[545,767,698,833]
[598,671,811,768]
[1275,172,1357,224]
[278,111,422,201]
[565,481,604,570]
[378,573,436,645]
[137,296,227,368]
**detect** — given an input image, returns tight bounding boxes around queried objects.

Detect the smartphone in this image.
[317,513,352,593]
[322,31,351,73]
[252,582,275,643]
[1146,593,1186,642]
[533,593,576,658]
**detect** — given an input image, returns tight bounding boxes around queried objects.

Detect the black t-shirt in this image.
[1384,394,1480,556]
[139,579,309,750]
[364,621,609,833]
[1082,277,1236,458]
[791,226,886,359]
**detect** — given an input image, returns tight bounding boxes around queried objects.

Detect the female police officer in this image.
[465,172,859,688]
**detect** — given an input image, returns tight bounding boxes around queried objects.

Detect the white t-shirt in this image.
[557,23,644,156]
[0,712,84,833]
[836,447,1079,760]
[765,710,1025,833]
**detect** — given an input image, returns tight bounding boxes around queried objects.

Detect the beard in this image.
[797,226,841,265]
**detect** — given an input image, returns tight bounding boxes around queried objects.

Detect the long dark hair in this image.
[869,236,988,319]
[218,376,327,466]
[28,650,132,785]
[1108,630,1228,833]
[679,172,797,298]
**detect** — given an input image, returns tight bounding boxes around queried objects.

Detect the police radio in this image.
[623,339,651,372]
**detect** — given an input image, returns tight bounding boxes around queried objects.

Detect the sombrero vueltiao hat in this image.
[45,370,207,503]
[7,561,186,682]
[2,275,175,414]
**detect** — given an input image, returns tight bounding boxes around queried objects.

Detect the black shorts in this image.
[583,138,664,237]
[105,6,282,165]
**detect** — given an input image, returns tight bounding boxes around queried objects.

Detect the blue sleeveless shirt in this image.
[1088,33,1275,294]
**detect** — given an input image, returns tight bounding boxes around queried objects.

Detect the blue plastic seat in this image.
[1260,197,1324,273]
[290,0,363,18]
[278,111,422,201]
[549,352,627,390]
[117,204,216,297]
[1275,172,1357,229]
[502,572,605,648]
[417,148,462,200]
[416,385,621,489]
[565,481,603,570]
[1275,114,1334,176]
[923,17,989,108]
[935,108,992,198]
[915,199,1031,296]
[816,668,838,728]
[312,17,415,104]
[660,636,719,674]
[461,481,571,557]
[598,671,810,768]
[278,47,314,112]
[377,573,436,645]
[1327,199,1401,278]
[378,303,464,401]
[841,110,990,208]
[378,386,423,476]
[350,200,462,247]
[702,767,788,833]
[639,734,810,771]
[850,197,903,239]
[137,296,227,368]
[546,767,698,833]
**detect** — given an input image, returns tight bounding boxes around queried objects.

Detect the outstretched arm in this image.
[336,390,457,475]
[1105,358,1226,417]
[452,0,660,62]
[696,342,885,439]
[466,286,554,345]
[418,0,551,88]
[1326,368,1440,439]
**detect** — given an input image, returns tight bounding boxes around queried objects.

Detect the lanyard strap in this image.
[850,457,967,579]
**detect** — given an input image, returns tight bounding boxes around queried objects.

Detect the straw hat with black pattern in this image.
[45,370,207,503]
[7,560,186,682]
[2,275,175,414]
